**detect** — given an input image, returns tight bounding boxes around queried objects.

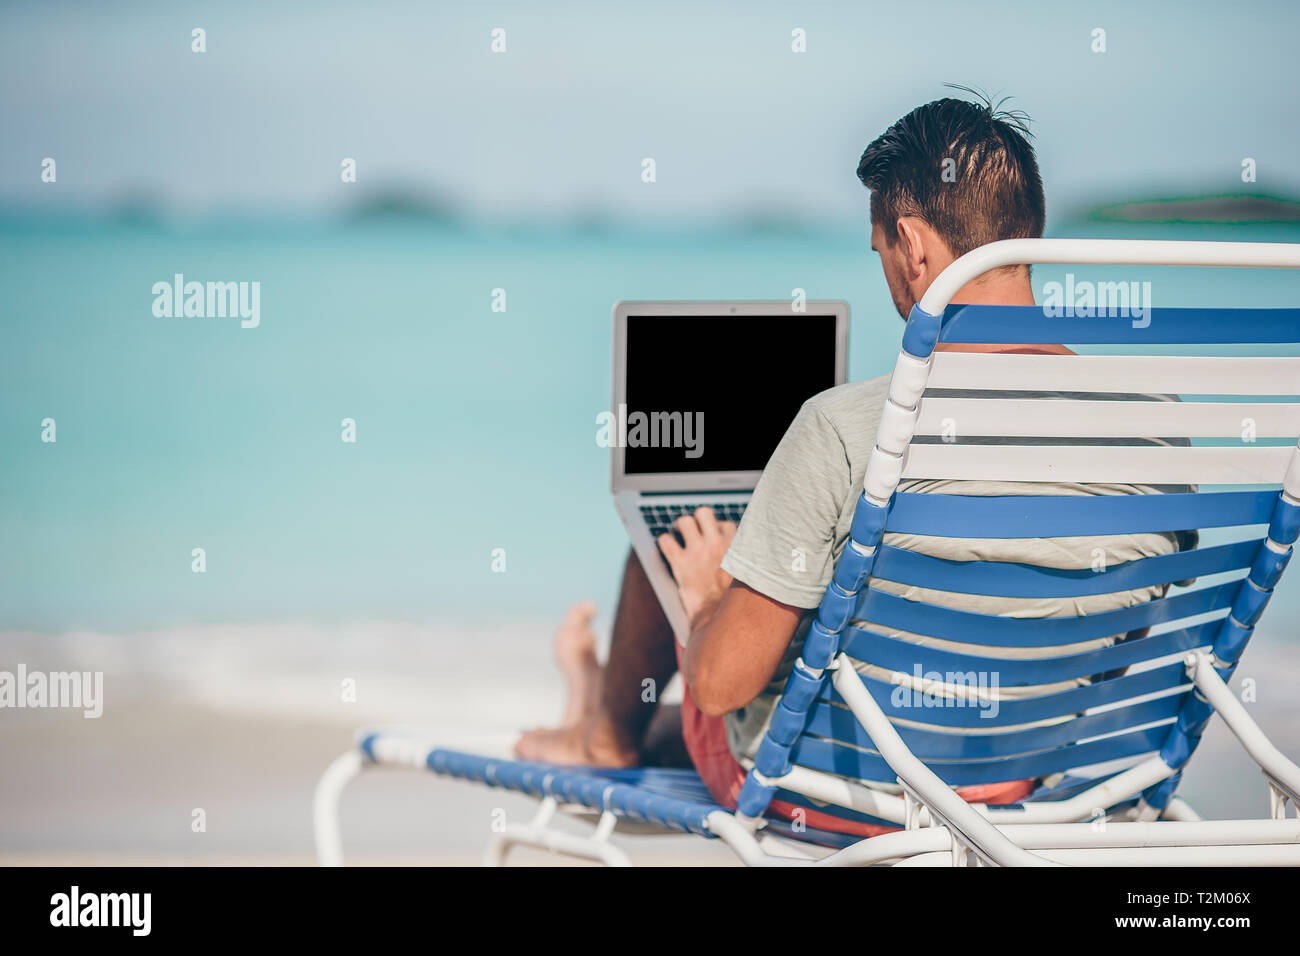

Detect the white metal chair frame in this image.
[316,238,1300,866]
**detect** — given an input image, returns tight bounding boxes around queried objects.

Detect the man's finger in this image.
[657,532,683,564]
[694,506,721,537]
[674,514,702,544]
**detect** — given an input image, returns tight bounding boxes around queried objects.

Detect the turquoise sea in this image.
[4,215,1300,635]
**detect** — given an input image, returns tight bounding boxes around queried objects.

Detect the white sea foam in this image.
[4,620,1297,757]
[0,619,571,750]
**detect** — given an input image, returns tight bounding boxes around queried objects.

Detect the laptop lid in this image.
[611,300,848,493]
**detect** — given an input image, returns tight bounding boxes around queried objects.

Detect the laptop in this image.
[611,300,849,641]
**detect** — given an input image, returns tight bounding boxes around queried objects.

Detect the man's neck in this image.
[930,272,1071,355]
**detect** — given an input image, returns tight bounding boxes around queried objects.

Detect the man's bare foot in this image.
[512,600,638,767]
[514,715,638,767]
[554,600,601,727]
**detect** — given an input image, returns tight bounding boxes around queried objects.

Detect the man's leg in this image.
[514,549,680,766]
[594,549,679,758]
[640,705,691,768]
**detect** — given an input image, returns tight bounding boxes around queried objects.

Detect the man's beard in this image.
[884,263,912,320]
[891,285,911,320]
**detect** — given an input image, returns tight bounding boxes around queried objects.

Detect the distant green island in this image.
[1089,194,1300,224]
[346,190,462,223]
[9,187,1298,235]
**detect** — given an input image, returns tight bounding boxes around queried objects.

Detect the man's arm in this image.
[686,580,803,716]
[658,394,859,717]
[657,507,803,716]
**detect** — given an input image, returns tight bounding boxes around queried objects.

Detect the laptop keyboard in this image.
[640,502,747,549]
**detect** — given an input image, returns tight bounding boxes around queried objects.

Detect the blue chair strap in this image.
[422,748,721,836]
[842,661,1191,728]
[840,619,1218,685]
[869,539,1258,598]
[804,692,1184,761]
[792,724,1168,788]
[886,490,1276,538]
[856,580,1238,648]
[937,304,1300,345]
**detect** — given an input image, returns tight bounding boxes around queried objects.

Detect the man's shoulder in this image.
[800,374,892,432]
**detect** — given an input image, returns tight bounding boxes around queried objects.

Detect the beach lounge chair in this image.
[315,237,1300,866]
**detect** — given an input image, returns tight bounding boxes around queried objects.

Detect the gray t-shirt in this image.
[719,374,1188,787]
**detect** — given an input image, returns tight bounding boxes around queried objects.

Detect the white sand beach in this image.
[0,621,738,866]
[2,620,1297,866]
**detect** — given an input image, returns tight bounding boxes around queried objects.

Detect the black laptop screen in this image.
[622,313,839,475]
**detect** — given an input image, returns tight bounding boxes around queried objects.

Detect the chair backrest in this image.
[735,238,1300,823]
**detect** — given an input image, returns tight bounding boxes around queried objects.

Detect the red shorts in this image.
[674,642,1034,837]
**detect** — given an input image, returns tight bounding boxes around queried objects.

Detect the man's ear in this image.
[894,217,929,281]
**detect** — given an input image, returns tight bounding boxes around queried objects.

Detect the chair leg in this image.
[1268,779,1295,820]
[1189,652,1300,803]
[482,799,633,867]
[313,750,365,867]
[1161,796,1202,822]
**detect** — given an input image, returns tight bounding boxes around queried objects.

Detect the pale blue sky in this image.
[2,0,1297,226]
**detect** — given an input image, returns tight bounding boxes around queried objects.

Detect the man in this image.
[516,93,1184,835]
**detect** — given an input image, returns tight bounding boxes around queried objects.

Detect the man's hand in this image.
[657,506,735,630]
[660,506,805,715]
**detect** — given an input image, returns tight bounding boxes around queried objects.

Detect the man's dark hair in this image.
[856,87,1045,257]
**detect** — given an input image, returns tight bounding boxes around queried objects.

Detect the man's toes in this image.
[554,601,599,666]
[560,601,598,641]
[514,728,547,758]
